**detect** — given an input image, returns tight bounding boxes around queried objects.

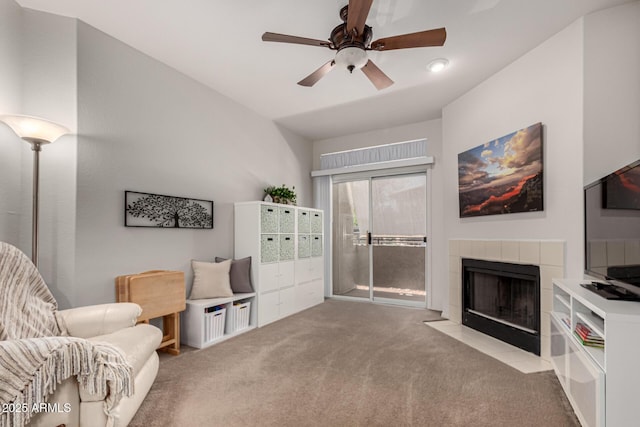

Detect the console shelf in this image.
[551,279,640,427]
[181,292,256,349]
[575,311,604,338]
[555,293,571,311]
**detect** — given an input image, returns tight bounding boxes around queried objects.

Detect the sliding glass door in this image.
[332,179,370,299]
[332,172,427,306]
[371,174,427,304]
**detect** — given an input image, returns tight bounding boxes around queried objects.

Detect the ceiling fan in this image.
[262,0,446,90]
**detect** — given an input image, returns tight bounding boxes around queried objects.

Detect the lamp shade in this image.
[0,114,69,144]
[335,47,368,71]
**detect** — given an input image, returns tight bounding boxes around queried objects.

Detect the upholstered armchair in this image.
[28,303,162,427]
[0,242,162,427]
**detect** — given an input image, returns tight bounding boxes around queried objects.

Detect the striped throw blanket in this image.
[0,242,133,427]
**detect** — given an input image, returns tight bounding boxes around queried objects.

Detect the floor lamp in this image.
[0,115,69,268]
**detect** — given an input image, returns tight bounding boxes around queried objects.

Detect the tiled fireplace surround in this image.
[448,239,565,361]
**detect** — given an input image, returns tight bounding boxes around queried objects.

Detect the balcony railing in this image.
[351,234,426,247]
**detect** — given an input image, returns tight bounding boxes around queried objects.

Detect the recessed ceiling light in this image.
[427,58,449,73]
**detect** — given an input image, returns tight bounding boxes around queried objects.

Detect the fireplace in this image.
[462,258,540,355]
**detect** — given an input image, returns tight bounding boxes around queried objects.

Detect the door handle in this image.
[367,232,372,245]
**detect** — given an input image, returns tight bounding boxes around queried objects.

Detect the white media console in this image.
[550,279,640,427]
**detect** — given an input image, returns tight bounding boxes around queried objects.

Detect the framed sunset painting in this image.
[458,122,543,218]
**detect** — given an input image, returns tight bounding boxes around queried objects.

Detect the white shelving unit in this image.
[181,292,256,349]
[551,279,640,427]
[234,202,324,328]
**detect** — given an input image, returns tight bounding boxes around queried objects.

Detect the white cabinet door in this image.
[549,315,569,391]
[279,286,296,318]
[295,281,313,312]
[295,278,324,313]
[310,279,324,305]
[259,291,280,326]
[259,263,279,293]
[296,258,323,283]
[294,259,307,284]
[310,257,324,281]
[568,338,604,427]
[279,261,295,288]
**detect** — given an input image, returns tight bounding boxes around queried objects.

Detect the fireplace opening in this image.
[462,258,540,355]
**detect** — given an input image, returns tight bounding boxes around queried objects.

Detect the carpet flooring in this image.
[130,300,578,427]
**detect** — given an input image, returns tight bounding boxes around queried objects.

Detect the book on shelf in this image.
[561,317,571,329]
[574,322,605,348]
[574,332,605,348]
[575,322,603,340]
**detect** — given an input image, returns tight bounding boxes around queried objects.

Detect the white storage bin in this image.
[228,301,251,333]
[203,307,226,344]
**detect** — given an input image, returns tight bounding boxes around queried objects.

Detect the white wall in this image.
[1,2,313,309]
[74,22,312,307]
[312,119,446,311]
[0,0,23,250]
[583,1,640,184]
[0,0,21,115]
[0,2,78,308]
[441,20,585,312]
[21,9,78,308]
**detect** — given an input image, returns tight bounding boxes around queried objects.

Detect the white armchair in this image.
[0,240,162,427]
[28,303,162,427]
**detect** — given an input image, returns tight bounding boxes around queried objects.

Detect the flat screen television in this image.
[584,159,640,291]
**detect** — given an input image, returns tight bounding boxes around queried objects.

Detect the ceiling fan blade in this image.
[361,60,393,90]
[262,32,331,48]
[370,28,447,51]
[347,0,373,36]
[298,60,336,87]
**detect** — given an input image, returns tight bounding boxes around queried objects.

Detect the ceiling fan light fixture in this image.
[427,58,449,73]
[335,47,368,73]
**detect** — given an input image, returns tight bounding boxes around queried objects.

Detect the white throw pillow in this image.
[189,259,233,299]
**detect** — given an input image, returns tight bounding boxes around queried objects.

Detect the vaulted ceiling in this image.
[17,0,633,140]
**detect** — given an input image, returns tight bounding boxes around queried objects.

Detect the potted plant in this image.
[264,184,297,205]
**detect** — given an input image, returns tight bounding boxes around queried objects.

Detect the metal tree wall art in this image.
[125,191,213,229]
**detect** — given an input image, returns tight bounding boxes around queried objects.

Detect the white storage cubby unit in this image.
[295,209,324,312]
[550,279,640,427]
[234,202,324,327]
[181,292,256,349]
